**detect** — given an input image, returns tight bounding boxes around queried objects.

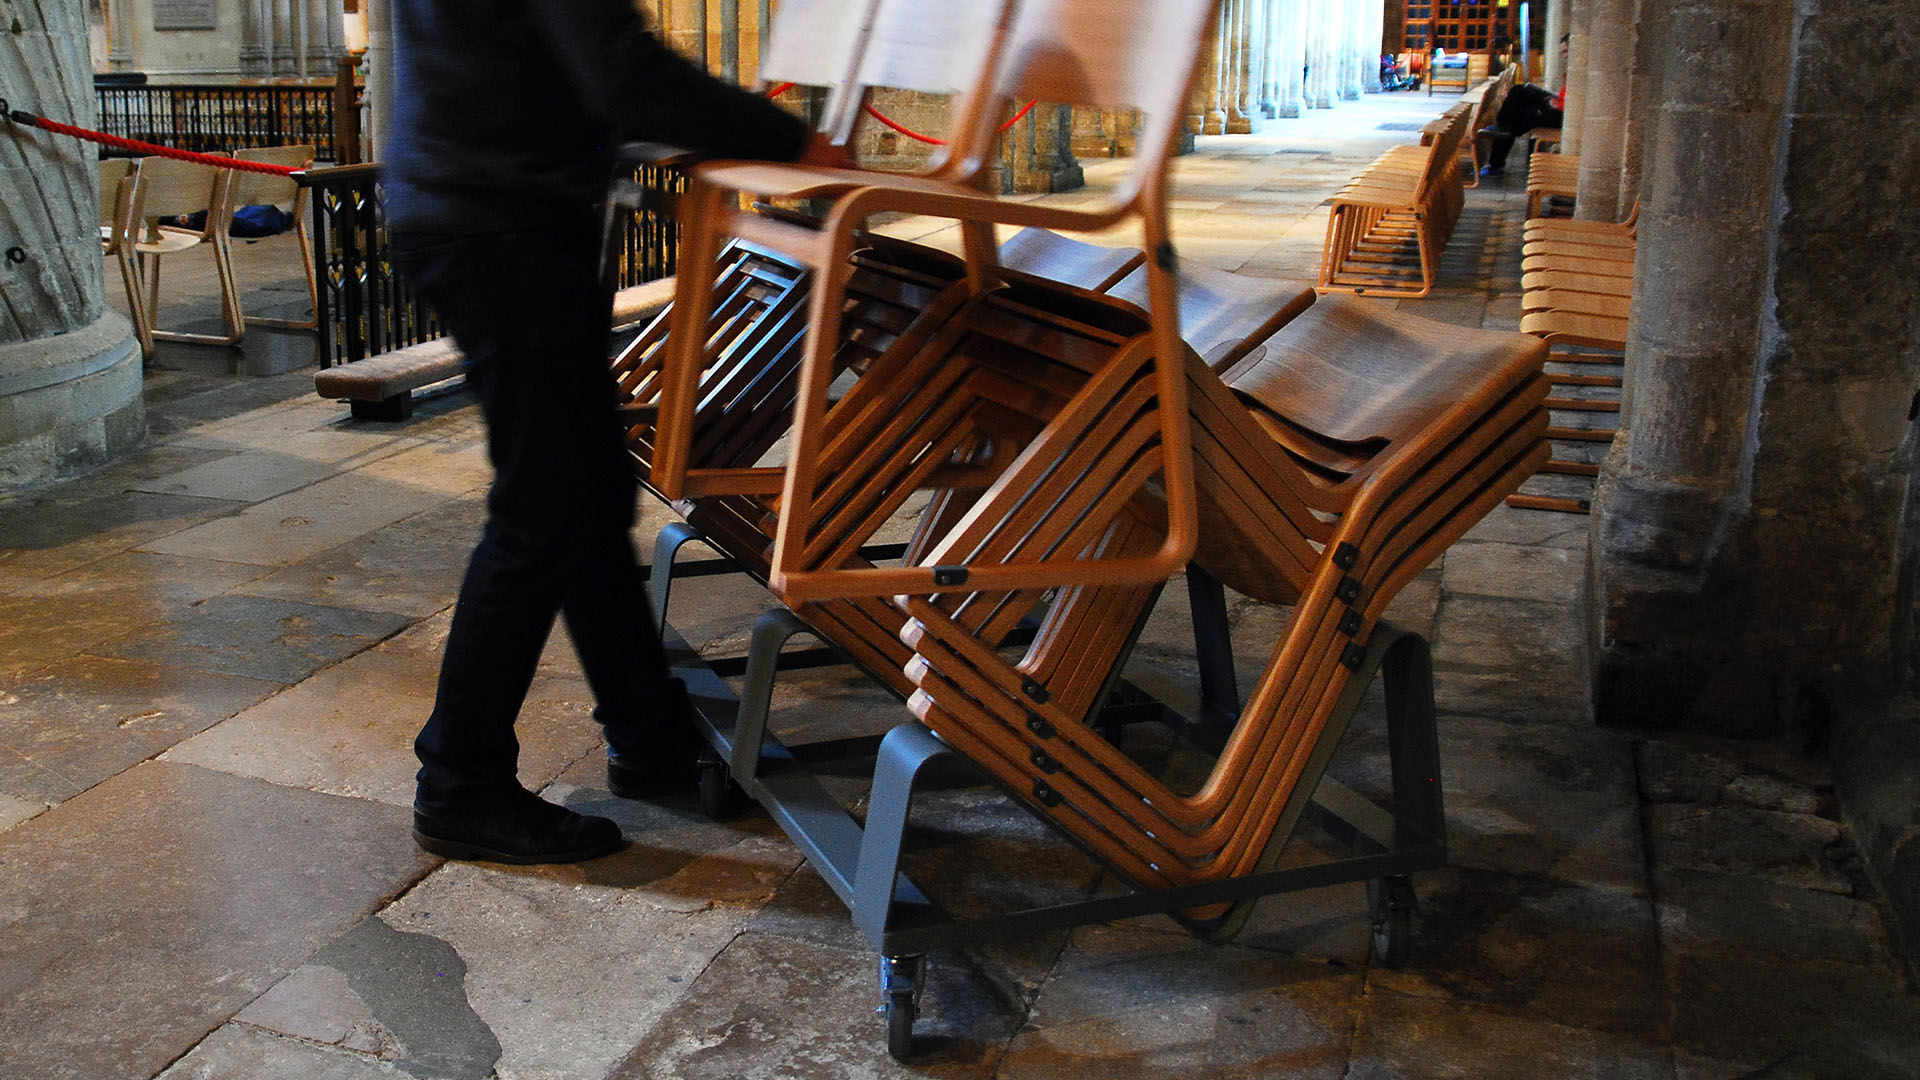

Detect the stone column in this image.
[1275,0,1307,118]
[241,0,271,76]
[1591,0,1855,727]
[0,0,142,488]
[107,0,136,71]
[365,0,395,159]
[1544,0,1569,94]
[1251,0,1278,118]
[1560,0,1589,153]
[1340,0,1364,100]
[1307,0,1336,109]
[1618,0,1663,211]
[1363,0,1386,92]
[1574,0,1632,221]
[308,0,346,77]
[1591,0,1920,977]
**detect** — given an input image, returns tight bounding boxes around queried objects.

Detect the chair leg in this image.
[117,248,153,361]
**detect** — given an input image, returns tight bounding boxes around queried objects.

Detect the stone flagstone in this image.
[0,761,435,1080]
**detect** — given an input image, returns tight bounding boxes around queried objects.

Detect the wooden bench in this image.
[1507,212,1636,513]
[1317,102,1470,297]
[1525,148,1581,218]
[314,277,677,420]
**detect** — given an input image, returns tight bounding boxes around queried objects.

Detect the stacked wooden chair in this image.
[1509,205,1637,512]
[607,0,1550,1057]
[1525,147,1582,218]
[1317,99,1471,298]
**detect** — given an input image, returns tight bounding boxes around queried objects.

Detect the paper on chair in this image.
[760,0,872,89]
[857,0,1002,94]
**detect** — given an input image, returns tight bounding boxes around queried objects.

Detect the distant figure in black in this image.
[1481,83,1564,175]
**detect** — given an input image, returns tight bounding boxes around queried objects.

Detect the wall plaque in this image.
[153,0,217,31]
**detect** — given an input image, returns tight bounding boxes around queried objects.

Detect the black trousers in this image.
[395,217,676,812]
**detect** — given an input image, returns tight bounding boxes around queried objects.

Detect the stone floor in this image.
[4,91,1917,1080]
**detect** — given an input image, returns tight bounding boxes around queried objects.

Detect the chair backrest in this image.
[130,156,227,239]
[760,0,1009,147]
[98,159,134,230]
[228,145,313,208]
[943,0,1219,202]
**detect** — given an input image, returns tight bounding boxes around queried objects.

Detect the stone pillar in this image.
[310,0,347,77]
[1544,0,1569,94]
[1591,0,1920,979]
[1363,0,1386,92]
[1307,0,1336,109]
[1618,0,1663,211]
[1592,0,1869,728]
[0,0,142,489]
[1560,0,1589,153]
[365,0,395,160]
[1276,0,1307,118]
[107,0,136,71]
[241,0,270,76]
[1340,0,1364,100]
[1574,0,1632,221]
[1252,0,1279,117]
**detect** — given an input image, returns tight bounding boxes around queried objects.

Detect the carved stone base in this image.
[0,313,144,490]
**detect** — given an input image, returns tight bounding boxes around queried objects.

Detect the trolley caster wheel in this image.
[883,989,916,1059]
[877,954,926,1061]
[1367,876,1416,968]
[696,750,748,820]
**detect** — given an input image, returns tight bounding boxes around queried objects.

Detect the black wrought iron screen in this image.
[607,160,688,288]
[95,82,344,161]
[300,161,686,368]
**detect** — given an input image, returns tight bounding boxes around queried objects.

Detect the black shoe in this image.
[412,787,624,864]
[606,679,704,799]
[607,740,701,799]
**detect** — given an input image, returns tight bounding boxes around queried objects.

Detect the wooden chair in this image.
[1525,149,1580,218]
[641,0,1013,503]
[125,156,243,352]
[1509,219,1636,513]
[1462,69,1514,186]
[97,159,152,359]
[654,0,1224,603]
[1105,256,1316,372]
[227,145,318,331]
[1317,103,1469,297]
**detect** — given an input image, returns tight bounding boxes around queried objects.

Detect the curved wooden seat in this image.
[1106,260,1316,372]
[890,295,1549,891]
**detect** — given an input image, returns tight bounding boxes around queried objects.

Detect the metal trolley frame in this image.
[649,521,1448,1060]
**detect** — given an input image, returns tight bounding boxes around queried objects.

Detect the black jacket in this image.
[386,0,811,236]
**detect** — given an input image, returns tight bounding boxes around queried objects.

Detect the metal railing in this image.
[299,161,686,368]
[94,80,350,161]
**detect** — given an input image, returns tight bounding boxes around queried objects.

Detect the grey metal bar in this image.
[720,0,741,84]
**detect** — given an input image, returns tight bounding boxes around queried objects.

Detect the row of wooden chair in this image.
[1316,93,1473,298]
[97,147,315,361]
[1509,204,1637,513]
[1524,146,1580,219]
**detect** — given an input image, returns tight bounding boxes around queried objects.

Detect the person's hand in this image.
[795,131,858,171]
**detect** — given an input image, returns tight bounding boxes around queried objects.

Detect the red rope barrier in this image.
[863,99,1039,146]
[766,81,798,98]
[6,106,302,175]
